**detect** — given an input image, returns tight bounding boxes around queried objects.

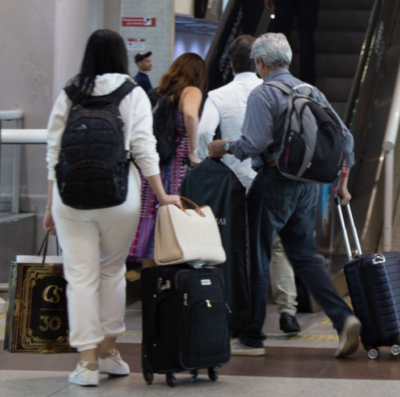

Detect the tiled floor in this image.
[1,302,400,396]
[2,372,400,397]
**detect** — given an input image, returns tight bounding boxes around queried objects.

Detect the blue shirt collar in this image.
[263,68,291,83]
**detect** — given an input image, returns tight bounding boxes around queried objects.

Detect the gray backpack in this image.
[265,81,346,184]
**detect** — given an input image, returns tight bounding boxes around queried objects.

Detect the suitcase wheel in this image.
[367,348,380,360]
[143,369,154,385]
[390,345,400,356]
[191,369,199,380]
[166,372,177,387]
[208,367,219,382]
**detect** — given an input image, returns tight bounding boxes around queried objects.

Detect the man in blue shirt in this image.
[134,51,153,93]
[208,33,361,358]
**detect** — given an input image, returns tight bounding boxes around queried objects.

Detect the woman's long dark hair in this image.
[68,29,129,105]
[157,53,208,111]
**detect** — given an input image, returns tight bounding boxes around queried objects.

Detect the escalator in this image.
[204,0,400,311]
[206,0,400,256]
[205,0,268,91]
[339,0,400,254]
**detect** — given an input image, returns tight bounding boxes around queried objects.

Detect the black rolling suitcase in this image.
[141,265,231,387]
[337,198,400,359]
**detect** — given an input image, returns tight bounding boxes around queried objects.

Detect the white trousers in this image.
[270,236,298,316]
[52,166,141,352]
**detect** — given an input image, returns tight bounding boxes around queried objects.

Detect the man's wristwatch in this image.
[224,142,232,154]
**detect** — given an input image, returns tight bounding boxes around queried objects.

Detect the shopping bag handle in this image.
[37,233,60,264]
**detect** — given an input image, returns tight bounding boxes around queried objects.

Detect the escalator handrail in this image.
[343,0,383,127]
[343,0,382,127]
[205,0,239,69]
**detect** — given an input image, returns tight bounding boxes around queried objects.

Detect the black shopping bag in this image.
[180,158,251,334]
[4,235,75,353]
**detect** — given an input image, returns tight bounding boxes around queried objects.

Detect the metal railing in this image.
[1,129,47,144]
[0,111,26,214]
[382,65,400,251]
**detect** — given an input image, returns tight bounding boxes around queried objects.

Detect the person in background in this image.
[43,29,180,387]
[134,51,153,93]
[208,33,361,357]
[196,35,301,334]
[129,53,207,268]
[265,0,320,85]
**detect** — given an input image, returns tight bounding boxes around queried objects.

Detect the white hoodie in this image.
[46,73,160,181]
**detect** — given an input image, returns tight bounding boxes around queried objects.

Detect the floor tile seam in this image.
[44,384,70,397]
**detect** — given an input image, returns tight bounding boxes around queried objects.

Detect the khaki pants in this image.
[270,236,298,316]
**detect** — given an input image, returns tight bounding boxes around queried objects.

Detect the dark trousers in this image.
[274,0,320,85]
[240,167,352,348]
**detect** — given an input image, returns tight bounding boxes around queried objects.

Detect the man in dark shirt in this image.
[134,51,153,93]
[208,33,361,358]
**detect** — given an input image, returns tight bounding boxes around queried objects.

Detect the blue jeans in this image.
[240,167,353,348]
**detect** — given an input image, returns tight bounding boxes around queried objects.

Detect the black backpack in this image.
[148,89,183,165]
[55,80,136,209]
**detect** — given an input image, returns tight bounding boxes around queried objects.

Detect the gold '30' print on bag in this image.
[4,261,76,353]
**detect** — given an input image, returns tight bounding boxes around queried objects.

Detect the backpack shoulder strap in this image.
[107,80,137,106]
[264,81,292,95]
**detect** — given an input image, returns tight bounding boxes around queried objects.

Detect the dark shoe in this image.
[280,313,301,333]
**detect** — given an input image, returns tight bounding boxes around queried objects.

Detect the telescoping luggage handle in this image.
[335,197,363,260]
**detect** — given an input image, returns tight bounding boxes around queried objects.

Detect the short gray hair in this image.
[251,33,292,69]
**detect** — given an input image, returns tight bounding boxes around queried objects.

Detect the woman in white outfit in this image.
[43,29,180,387]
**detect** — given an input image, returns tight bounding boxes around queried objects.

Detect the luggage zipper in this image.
[178,270,228,306]
[358,257,383,341]
[184,294,231,313]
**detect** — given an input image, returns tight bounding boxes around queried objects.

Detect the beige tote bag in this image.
[154,197,226,266]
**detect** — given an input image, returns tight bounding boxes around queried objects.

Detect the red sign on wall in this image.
[122,17,156,27]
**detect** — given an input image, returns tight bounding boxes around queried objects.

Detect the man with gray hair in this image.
[197,35,301,334]
[208,33,361,357]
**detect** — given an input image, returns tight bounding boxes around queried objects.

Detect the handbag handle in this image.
[179,197,206,217]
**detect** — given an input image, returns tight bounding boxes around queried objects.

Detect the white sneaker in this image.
[231,339,265,356]
[68,361,99,386]
[99,349,130,376]
[335,315,362,358]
